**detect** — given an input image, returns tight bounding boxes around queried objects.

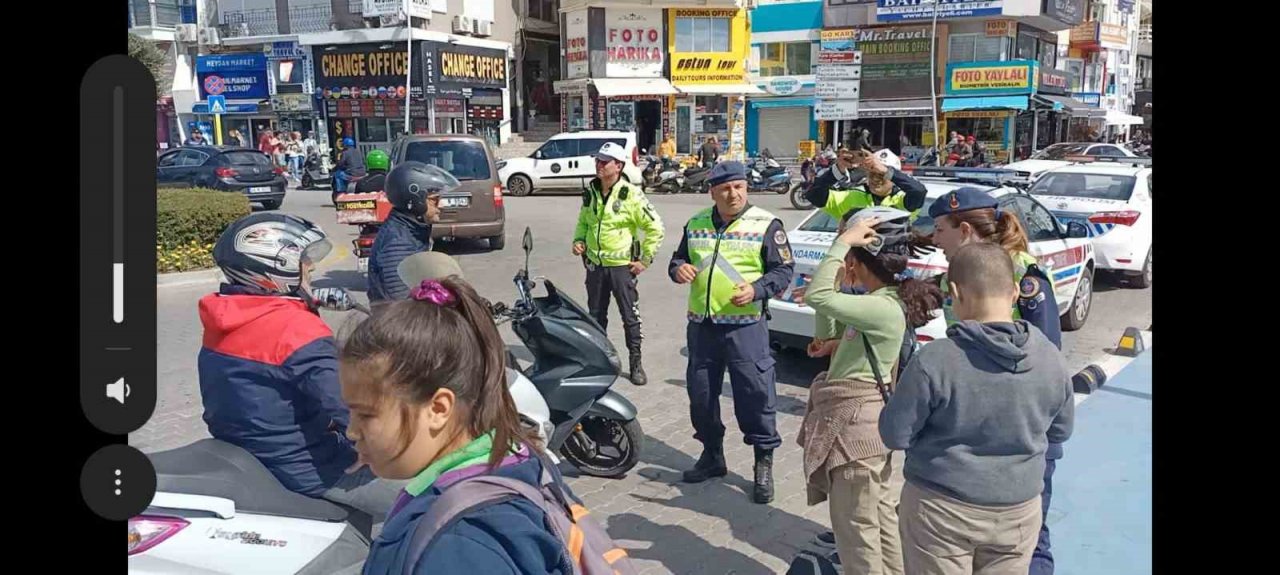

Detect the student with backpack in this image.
[798,207,944,575]
[340,277,636,575]
[879,242,1074,575]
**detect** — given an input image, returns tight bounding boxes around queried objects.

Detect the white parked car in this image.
[1004,142,1136,182]
[769,172,1096,350]
[497,130,644,196]
[1029,158,1152,288]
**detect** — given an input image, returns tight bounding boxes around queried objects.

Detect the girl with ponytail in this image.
[798,207,944,575]
[340,277,575,574]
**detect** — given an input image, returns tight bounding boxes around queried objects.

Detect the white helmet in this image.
[874,148,902,170]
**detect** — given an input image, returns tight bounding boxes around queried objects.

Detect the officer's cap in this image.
[707,161,747,188]
[927,186,998,219]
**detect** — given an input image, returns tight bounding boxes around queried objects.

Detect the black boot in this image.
[682,442,728,483]
[753,446,774,504]
[629,353,647,386]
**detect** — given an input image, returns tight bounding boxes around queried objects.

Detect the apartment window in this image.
[1039,40,1057,69]
[948,34,1009,63]
[759,42,812,76]
[676,16,731,52]
[1016,32,1037,60]
[528,0,557,23]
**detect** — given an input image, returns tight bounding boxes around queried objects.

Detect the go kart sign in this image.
[606,9,664,77]
[197,54,269,100]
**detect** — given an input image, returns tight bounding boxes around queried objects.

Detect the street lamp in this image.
[923,0,941,164]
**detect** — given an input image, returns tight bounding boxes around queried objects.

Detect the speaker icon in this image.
[107,378,130,405]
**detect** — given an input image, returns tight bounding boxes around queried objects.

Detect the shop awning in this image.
[1105,109,1145,125]
[676,83,767,95]
[750,98,814,109]
[941,95,1030,112]
[1032,94,1081,111]
[857,98,935,118]
[591,78,678,97]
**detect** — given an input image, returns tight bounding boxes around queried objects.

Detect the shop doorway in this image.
[635,100,661,154]
[676,104,693,154]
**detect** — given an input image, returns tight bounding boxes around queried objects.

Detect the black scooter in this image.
[299,152,330,190]
[680,164,712,194]
[492,228,645,478]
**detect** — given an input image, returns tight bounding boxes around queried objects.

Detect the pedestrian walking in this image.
[286,131,305,183]
[698,136,720,168]
[303,131,320,158]
[880,241,1074,575]
[669,161,795,503]
[925,187,1064,574]
[799,207,943,575]
[271,131,287,168]
[572,142,665,386]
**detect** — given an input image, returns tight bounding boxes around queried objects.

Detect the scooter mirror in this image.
[522,227,533,254]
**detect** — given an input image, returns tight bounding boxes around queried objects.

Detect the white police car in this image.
[768,168,1096,351]
[1029,157,1152,288]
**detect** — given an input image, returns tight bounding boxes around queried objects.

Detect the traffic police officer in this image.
[573,142,665,385]
[926,186,1062,575]
[804,148,929,222]
[669,161,795,504]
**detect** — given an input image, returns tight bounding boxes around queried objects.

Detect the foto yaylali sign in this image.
[946,61,1037,95]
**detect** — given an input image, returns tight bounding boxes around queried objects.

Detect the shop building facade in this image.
[745,0,822,158]
[1065,0,1142,140]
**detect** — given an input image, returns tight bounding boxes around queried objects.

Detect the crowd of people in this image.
[180,125,322,184]
[188,138,1077,575]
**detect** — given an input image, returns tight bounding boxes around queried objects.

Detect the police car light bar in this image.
[911,166,1030,186]
[1064,155,1153,167]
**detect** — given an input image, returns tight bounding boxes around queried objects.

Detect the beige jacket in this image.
[798,371,890,505]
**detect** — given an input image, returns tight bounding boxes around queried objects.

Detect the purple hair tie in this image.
[411,280,457,306]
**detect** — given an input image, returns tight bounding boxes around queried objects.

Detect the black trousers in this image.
[685,320,781,450]
[585,264,643,357]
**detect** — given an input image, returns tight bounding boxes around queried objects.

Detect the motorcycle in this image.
[647,157,684,194]
[333,190,388,274]
[747,156,791,194]
[679,164,712,194]
[789,151,832,210]
[129,289,558,573]
[300,152,331,190]
[494,227,645,478]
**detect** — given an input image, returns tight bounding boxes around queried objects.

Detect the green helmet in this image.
[365,149,390,172]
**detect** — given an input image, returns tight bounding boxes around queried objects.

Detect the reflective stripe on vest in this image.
[686,206,775,324]
[941,251,1047,324]
[822,186,918,222]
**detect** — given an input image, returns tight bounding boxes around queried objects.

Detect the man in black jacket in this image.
[366,162,459,302]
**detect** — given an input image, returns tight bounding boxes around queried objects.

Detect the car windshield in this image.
[798,197,941,238]
[1032,143,1090,160]
[222,151,271,166]
[1030,172,1137,201]
[404,140,492,181]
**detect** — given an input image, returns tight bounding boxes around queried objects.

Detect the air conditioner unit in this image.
[199,27,221,46]
[472,19,492,37]
[175,23,198,43]
[452,15,473,35]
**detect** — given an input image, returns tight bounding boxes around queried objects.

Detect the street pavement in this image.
[134,182,1153,574]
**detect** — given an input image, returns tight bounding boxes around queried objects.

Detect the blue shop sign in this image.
[192,102,260,114]
[876,0,1004,22]
[1072,92,1101,107]
[197,54,269,100]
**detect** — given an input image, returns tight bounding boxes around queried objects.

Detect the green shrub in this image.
[157,188,250,273]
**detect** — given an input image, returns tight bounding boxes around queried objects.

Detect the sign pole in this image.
[404,0,413,135]
[929,0,941,165]
[214,113,223,145]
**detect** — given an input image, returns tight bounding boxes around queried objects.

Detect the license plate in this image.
[441,196,469,208]
[248,186,272,194]
[357,257,369,273]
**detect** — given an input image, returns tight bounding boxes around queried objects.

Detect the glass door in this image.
[676,104,693,155]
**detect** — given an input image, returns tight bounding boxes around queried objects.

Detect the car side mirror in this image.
[533,150,543,160]
[1066,221,1089,239]
[522,227,533,254]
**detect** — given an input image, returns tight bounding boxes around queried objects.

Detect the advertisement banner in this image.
[1072,92,1101,106]
[848,24,946,100]
[1099,23,1130,50]
[819,29,856,52]
[1039,69,1070,95]
[315,43,422,100]
[1043,0,1086,26]
[196,54,269,100]
[876,0,1003,22]
[668,7,749,85]
[565,9,589,79]
[765,77,804,96]
[814,99,859,120]
[605,8,665,77]
[986,20,1014,37]
[362,0,431,19]
[815,79,861,99]
[1070,21,1098,47]
[945,60,1037,95]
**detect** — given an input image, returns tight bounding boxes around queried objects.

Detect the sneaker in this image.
[813,531,836,548]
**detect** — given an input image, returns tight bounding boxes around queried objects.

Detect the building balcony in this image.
[219,4,336,39]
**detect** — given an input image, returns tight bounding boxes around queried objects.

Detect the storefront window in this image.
[1016,32,1037,61]
[759,42,812,76]
[357,119,390,143]
[948,34,1009,63]
[389,119,406,138]
[676,16,731,52]
[1038,39,1057,69]
[696,96,726,114]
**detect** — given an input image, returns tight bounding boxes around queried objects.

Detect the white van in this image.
[497,130,643,196]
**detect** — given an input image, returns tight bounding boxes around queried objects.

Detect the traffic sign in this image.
[208,96,227,115]
[203,75,226,96]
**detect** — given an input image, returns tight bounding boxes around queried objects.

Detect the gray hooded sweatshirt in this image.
[879,320,1074,506]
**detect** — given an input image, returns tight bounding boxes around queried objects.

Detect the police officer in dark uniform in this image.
[669,161,795,504]
[926,186,1063,575]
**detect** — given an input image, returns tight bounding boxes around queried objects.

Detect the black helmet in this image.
[841,206,914,257]
[385,161,461,218]
[213,213,331,295]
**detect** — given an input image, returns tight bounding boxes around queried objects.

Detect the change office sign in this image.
[876,0,1004,22]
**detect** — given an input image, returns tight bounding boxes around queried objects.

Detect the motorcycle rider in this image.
[353,149,391,194]
[367,161,460,303]
[804,148,929,222]
[199,212,405,519]
[334,137,365,194]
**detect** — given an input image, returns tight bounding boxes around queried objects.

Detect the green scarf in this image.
[404,431,495,497]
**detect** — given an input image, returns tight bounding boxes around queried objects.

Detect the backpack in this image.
[402,450,637,575]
